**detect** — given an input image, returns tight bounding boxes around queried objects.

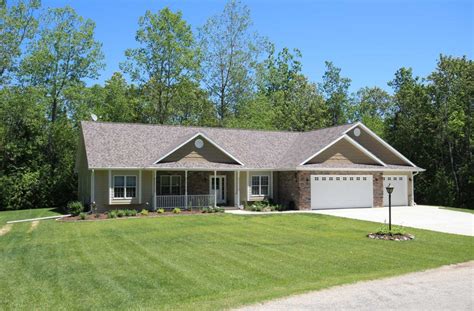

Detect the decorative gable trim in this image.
[153,132,244,166]
[344,122,416,167]
[299,134,387,167]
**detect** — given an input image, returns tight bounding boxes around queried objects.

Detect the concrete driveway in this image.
[313,205,474,236]
[236,261,474,311]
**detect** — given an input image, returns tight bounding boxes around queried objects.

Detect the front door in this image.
[210,175,226,204]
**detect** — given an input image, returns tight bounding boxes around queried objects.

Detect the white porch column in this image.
[185,170,188,210]
[152,170,156,210]
[139,170,142,204]
[108,170,112,205]
[214,170,217,207]
[236,171,240,208]
[91,169,95,205]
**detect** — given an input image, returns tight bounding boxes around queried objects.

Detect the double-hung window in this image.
[160,175,181,195]
[251,175,269,196]
[114,176,137,199]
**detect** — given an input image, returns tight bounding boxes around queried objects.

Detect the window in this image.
[114,176,136,199]
[251,175,269,196]
[160,175,181,195]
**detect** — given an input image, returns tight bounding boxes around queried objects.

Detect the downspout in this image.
[412,171,419,206]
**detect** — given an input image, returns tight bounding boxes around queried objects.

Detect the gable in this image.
[159,135,240,165]
[306,138,381,165]
[346,125,412,166]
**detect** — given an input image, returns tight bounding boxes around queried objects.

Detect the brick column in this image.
[373,172,383,207]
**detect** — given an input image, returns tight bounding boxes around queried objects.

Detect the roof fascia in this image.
[343,122,417,167]
[153,132,244,166]
[343,134,387,167]
[299,135,346,166]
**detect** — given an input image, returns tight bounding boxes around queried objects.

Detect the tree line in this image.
[0,0,472,210]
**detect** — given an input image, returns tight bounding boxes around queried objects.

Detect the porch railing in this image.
[155,194,215,209]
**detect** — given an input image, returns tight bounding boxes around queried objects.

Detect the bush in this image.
[124,209,137,217]
[107,210,117,218]
[140,209,149,216]
[67,201,84,216]
[172,208,181,214]
[376,223,406,235]
[117,210,125,217]
[244,201,287,212]
[157,208,165,214]
[202,206,225,213]
[79,212,86,220]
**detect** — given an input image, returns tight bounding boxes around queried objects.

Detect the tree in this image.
[386,68,439,205]
[427,55,473,208]
[0,87,49,209]
[199,0,264,125]
[319,61,351,126]
[100,72,137,122]
[0,0,40,84]
[255,45,327,131]
[349,86,393,137]
[121,7,201,124]
[20,6,104,122]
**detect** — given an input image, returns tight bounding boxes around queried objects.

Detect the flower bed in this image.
[61,208,222,221]
[367,224,415,241]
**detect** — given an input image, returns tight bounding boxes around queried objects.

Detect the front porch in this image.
[153,170,240,210]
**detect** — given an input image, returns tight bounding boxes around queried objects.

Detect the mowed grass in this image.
[1,209,473,310]
[0,208,62,225]
[441,207,474,214]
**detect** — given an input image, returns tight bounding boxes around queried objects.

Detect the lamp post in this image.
[385,184,394,231]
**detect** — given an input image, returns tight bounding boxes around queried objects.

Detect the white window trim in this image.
[113,175,137,199]
[250,175,270,197]
[159,175,182,195]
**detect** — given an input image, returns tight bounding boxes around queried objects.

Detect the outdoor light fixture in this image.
[385,184,394,231]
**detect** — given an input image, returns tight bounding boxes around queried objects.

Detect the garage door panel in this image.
[311,175,373,209]
[383,175,408,206]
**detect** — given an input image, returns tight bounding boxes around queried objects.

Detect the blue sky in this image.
[42,0,472,92]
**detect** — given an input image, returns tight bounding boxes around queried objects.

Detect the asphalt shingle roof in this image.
[80,121,420,171]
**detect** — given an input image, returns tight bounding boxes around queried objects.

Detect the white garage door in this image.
[311,175,373,209]
[383,175,408,206]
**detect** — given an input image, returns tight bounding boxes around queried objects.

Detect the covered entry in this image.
[311,175,373,209]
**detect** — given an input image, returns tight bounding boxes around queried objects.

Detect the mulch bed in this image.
[367,232,415,241]
[60,210,211,222]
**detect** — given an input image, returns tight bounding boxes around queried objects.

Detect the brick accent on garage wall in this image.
[276,171,384,210]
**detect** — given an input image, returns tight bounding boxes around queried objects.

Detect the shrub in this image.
[67,201,84,216]
[157,208,165,214]
[201,207,209,213]
[172,208,181,214]
[79,212,86,220]
[116,210,125,217]
[140,209,149,216]
[376,223,406,235]
[124,209,137,217]
[107,210,117,218]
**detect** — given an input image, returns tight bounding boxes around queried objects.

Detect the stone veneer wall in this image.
[276,171,384,210]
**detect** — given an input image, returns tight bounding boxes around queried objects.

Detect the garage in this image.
[383,175,408,206]
[311,175,373,209]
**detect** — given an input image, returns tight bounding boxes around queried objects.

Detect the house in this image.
[76,121,424,211]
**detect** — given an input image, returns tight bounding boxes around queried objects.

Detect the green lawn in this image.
[441,207,474,214]
[0,208,62,225]
[1,209,473,310]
